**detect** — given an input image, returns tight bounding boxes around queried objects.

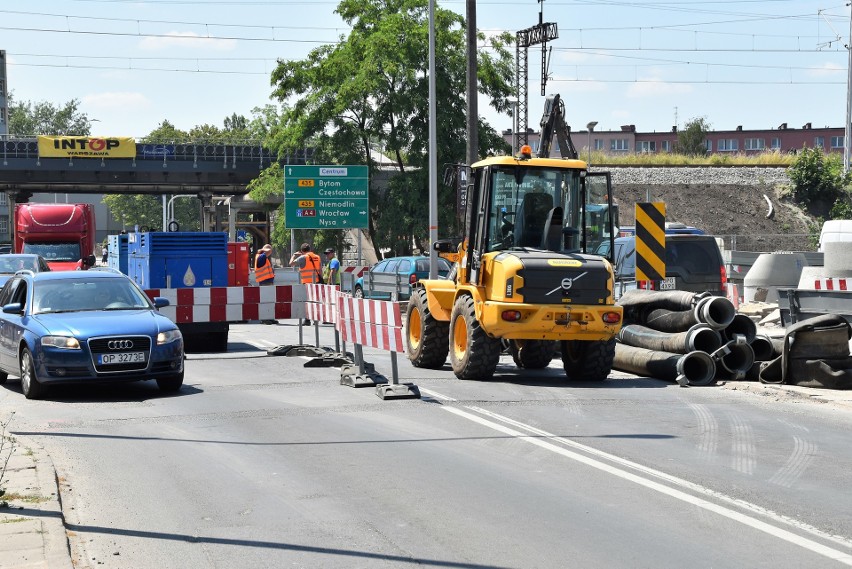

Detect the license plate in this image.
[99,352,146,365]
[659,277,677,290]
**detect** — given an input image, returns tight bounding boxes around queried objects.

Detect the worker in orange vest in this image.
[254,244,277,324]
[289,242,322,325]
[254,244,275,286]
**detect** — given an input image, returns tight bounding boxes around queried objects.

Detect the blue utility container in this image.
[107,233,129,275]
[127,232,228,289]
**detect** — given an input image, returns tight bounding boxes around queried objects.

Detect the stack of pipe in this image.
[614,290,767,386]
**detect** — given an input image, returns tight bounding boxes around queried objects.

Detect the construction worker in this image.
[290,242,322,325]
[322,247,341,285]
[255,244,277,324]
[254,244,275,286]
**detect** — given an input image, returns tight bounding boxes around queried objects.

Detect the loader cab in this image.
[460,154,615,285]
[466,158,614,255]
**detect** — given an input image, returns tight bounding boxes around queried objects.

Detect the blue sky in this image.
[2,0,847,138]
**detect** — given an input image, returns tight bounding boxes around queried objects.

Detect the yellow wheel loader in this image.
[406,94,623,380]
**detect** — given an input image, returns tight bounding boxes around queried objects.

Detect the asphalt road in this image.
[2,321,852,569]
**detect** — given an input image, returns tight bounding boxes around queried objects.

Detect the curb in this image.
[0,437,73,569]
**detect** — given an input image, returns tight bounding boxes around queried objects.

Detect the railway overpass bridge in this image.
[0,137,314,247]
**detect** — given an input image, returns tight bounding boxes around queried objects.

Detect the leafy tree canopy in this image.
[676,117,711,157]
[7,92,92,136]
[260,0,516,255]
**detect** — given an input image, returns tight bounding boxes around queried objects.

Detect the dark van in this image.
[604,234,727,294]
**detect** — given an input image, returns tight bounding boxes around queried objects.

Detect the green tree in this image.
[7,93,92,136]
[676,117,710,157]
[102,194,201,232]
[787,146,850,214]
[259,0,515,255]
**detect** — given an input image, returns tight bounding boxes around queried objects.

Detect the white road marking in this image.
[419,387,852,565]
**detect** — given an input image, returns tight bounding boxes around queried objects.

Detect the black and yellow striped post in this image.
[635,202,666,289]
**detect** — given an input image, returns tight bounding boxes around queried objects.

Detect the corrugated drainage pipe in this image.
[713,340,756,381]
[694,296,737,330]
[722,314,757,344]
[614,343,717,386]
[618,324,722,354]
[750,335,776,362]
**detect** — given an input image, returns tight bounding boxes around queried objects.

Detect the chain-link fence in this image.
[713,234,818,252]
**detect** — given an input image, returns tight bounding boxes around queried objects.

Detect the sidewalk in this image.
[0,437,73,569]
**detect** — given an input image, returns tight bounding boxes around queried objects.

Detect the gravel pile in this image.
[599,166,790,186]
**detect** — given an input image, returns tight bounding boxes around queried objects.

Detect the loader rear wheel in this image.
[561,338,616,381]
[449,295,501,380]
[406,288,449,369]
[510,340,557,369]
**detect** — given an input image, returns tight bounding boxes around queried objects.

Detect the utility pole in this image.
[466,0,478,167]
[846,4,852,172]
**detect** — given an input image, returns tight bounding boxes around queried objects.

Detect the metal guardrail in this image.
[363,272,410,301]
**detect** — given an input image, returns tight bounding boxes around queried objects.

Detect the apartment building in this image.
[504,123,845,158]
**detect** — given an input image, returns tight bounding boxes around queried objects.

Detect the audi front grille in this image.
[88,335,152,373]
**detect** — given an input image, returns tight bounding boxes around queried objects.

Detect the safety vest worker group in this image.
[299,252,322,284]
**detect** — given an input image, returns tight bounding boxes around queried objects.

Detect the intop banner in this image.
[37,136,137,158]
[284,165,369,229]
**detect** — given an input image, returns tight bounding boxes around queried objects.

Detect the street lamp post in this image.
[586,121,598,166]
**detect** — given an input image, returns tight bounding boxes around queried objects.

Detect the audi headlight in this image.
[41,336,81,350]
[157,329,182,345]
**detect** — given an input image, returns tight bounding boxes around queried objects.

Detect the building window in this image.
[661,140,671,152]
[594,139,604,151]
[610,139,629,152]
[0,219,7,234]
[636,140,656,153]
[831,136,844,149]
[814,137,825,149]
[706,140,713,152]
[0,193,6,205]
[744,138,765,151]
[771,137,781,150]
[717,139,738,152]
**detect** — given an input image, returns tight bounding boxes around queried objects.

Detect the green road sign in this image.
[284,165,370,229]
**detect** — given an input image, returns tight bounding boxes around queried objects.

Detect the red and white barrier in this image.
[337,295,405,353]
[144,285,305,323]
[304,284,340,323]
[341,265,370,278]
[813,278,850,291]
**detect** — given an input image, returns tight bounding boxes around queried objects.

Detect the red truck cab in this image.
[14,203,97,271]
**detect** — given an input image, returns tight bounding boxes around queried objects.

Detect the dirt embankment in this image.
[608,167,818,252]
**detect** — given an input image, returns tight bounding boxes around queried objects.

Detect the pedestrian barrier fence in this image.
[339,266,370,293]
[337,295,405,353]
[145,285,304,323]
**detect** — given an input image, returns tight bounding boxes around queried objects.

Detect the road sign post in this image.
[284,165,369,229]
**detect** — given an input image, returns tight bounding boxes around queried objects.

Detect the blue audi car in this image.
[0,270,184,399]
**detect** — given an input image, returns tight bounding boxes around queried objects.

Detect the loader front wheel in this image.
[449,295,501,380]
[561,338,616,381]
[406,288,449,369]
[510,340,557,369]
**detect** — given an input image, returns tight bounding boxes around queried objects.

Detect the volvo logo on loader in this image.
[546,271,587,295]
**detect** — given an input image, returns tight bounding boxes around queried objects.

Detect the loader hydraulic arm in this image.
[537,94,579,160]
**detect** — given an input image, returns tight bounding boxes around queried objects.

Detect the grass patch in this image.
[0,517,31,524]
[1,493,50,504]
[592,150,796,167]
